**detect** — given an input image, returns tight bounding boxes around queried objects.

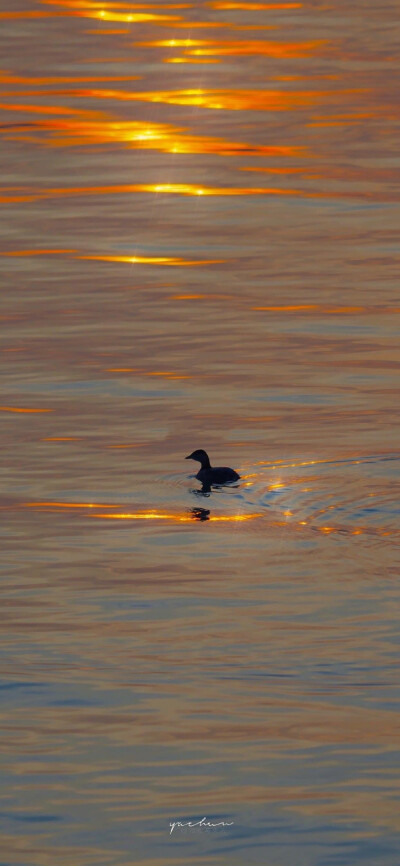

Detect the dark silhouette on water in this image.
[185,449,240,486]
[190,507,211,521]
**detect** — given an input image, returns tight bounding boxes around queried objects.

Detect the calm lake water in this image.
[1,1,399,864]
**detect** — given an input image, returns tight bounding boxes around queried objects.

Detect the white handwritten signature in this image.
[169,817,234,835]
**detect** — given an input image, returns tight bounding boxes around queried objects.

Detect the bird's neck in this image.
[200,456,211,470]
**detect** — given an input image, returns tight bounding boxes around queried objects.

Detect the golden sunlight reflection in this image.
[0,71,141,85]
[76,253,226,265]
[138,37,323,60]
[34,2,184,24]
[163,56,221,64]
[0,248,225,266]
[0,180,394,203]
[107,443,144,449]
[40,0,191,7]
[92,511,263,522]
[0,116,302,158]
[173,39,324,59]
[73,86,330,111]
[254,456,379,470]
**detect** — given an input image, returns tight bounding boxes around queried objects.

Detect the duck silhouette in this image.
[185,449,240,486]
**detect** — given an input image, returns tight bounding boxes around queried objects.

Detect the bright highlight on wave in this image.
[0,115,303,159]
[79,86,327,111]
[77,253,225,266]
[93,511,262,522]
[0,182,311,205]
[0,7,180,21]
[0,248,225,267]
[138,37,322,60]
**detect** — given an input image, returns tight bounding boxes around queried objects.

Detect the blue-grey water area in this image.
[0,0,399,864]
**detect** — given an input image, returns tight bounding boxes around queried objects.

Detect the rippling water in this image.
[1,0,399,863]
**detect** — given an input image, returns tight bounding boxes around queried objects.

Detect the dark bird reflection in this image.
[190,482,211,497]
[190,507,211,521]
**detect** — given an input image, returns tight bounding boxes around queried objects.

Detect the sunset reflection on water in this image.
[1,0,400,864]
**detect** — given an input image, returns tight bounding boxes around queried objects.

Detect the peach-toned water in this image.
[0,0,399,864]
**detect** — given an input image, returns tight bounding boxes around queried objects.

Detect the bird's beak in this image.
[185,455,191,460]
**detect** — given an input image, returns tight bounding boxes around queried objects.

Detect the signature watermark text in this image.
[169,817,234,835]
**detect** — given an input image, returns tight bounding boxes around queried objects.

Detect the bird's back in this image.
[197,466,240,484]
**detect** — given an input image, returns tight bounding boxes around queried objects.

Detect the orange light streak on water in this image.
[0,103,104,117]
[22,502,117,509]
[253,305,400,315]
[93,511,263,522]
[85,28,131,33]
[89,11,181,23]
[106,368,192,379]
[183,39,325,58]
[0,117,302,158]
[107,443,144,448]
[139,38,209,48]
[41,437,81,441]
[0,249,76,255]
[0,248,225,266]
[206,1,302,7]
[156,20,274,29]
[76,253,226,266]
[0,181,394,204]
[40,0,192,7]
[0,9,181,22]
[0,72,141,86]
[0,406,53,413]
[164,57,221,64]
[73,86,332,111]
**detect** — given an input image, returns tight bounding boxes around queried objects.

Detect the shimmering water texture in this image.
[1,0,400,865]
